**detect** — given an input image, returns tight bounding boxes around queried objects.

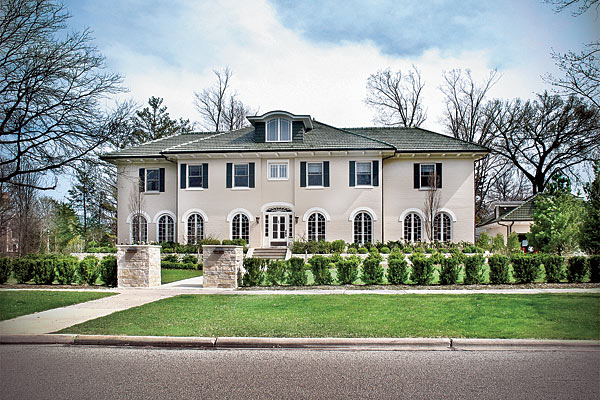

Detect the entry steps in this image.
[247,247,290,260]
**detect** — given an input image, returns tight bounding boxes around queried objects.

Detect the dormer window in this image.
[266,118,292,142]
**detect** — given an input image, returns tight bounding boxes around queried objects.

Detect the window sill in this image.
[144,191,160,195]
[305,186,325,190]
[185,187,205,191]
[232,187,250,191]
[418,187,438,191]
[267,178,289,181]
[354,185,374,189]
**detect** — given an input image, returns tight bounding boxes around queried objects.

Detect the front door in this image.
[270,214,288,246]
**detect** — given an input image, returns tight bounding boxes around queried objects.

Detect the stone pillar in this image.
[202,245,244,289]
[116,245,161,288]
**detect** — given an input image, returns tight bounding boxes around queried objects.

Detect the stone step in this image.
[251,247,288,260]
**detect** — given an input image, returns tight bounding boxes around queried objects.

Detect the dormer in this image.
[247,111,313,143]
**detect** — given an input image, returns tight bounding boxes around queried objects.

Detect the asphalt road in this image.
[1,345,598,399]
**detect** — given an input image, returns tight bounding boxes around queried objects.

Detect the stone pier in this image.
[202,245,244,289]
[116,245,161,288]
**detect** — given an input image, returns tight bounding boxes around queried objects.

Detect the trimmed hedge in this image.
[336,256,361,285]
[439,256,461,285]
[32,257,55,285]
[13,257,34,283]
[590,255,600,283]
[488,254,510,284]
[309,255,332,285]
[386,253,409,285]
[100,255,118,287]
[511,254,541,284]
[286,257,307,286]
[410,255,434,285]
[0,258,12,284]
[567,256,588,283]
[55,256,78,285]
[242,258,265,287]
[541,254,565,283]
[361,251,384,285]
[161,261,199,270]
[266,260,286,286]
[78,255,100,285]
[464,255,485,285]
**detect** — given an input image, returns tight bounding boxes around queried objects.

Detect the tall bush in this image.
[0,258,12,284]
[541,254,565,283]
[361,251,384,285]
[286,257,307,286]
[439,256,461,285]
[32,256,55,285]
[78,255,100,285]
[55,256,77,285]
[265,260,286,286]
[464,254,485,285]
[386,252,409,285]
[511,254,541,283]
[309,255,332,285]
[476,232,491,251]
[336,256,360,285]
[589,255,600,283]
[491,234,506,253]
[13,257,33,284]
[331,240,346,253]
[566,256,588,283]
[507,233,521,254]
[100,255,118,287]
[410,255,434,285]
[242,258,265,287]
[488,254,510,284]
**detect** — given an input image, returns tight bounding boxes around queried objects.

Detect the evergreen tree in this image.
[581,161,600,254]
[127,96,193,146]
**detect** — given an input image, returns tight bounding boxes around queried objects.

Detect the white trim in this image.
[181,208,209,223]
[153,210,177,223]
[265,118,293,143]
[266,159,289,180]
[438,208,458,222]
[126,211,151,224]
[302,207,331,222]
[261,202,295,213]
[233,162,250,188]
[187,163,205,189]
[226,208,254,222]
[398,208,425,222]
[306,161,324,187]
[305,211,327,242]
[348,207,378,221]
[355,161,373,187]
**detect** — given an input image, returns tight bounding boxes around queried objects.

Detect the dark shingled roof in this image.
[102,120,489,159]
[478,194,538,227]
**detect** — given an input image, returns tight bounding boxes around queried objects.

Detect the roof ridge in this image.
[412,127,491,152]
[500,193,539,220]
[314,120,395,149]
[163,125,252,152]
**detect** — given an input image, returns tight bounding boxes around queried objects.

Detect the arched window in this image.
[404,213,422,242]
[131,215,147,244]
[353,212,372,244]
[187,214,204,244]
[308,212,326,241]
[158,215,175,243]
[434,213,452,242]
[232,213,250,243]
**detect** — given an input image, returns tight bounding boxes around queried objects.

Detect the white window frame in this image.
[355,161,373,187]
[145,168,160,192]
[233,163,249,188]
[187,164,204,189]
[434,212,452,242]
[265,118,292,142]
[307,212,326,242]
[157,214,175,243]
[267,160,289,181]
[307,162,323,187]
[420,163,436,189]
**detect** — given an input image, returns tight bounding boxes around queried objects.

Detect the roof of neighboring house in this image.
[102,118,489,160]
[478,194,538,227]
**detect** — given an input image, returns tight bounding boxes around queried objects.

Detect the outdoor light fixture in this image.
[295,216,299,223]
[255,216,260,224]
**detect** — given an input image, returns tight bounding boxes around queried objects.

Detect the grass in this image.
[0,291,116,321]
[161,268,203,284]
[59,293,600,339]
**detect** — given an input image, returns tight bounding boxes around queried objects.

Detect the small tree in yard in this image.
[423,175,441,242]
[580,161,600,255]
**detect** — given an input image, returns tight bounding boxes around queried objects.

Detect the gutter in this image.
[498,220,515,241]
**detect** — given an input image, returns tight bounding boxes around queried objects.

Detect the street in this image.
[1,345,598,399]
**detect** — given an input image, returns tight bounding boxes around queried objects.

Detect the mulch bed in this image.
[241,282,600,291]
[0,284,116,290]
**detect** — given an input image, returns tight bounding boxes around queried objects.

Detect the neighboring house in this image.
[476,194,538,250]
[102,110,488,248]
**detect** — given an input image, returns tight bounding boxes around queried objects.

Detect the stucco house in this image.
[102,110,488,249]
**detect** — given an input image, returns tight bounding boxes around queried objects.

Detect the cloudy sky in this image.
[62,0,596,133]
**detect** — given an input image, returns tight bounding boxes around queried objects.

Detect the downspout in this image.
[497,220,514,244]
[381,154,395,243]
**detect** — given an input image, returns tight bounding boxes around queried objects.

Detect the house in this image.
[476,194,538,250]
[102,110,489,248]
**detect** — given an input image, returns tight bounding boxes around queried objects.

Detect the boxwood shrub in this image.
[410,255,434,285]
[511,254,541,283]
[439,255,461,285]
[361,251,384,285]
[566,256,588,283]
[336,256,361,285]
[100,255,118,287]
[242,258,265,287]
[590,255,600,283]
[286,257,307,286]
[32,256,55,285]
[55,256,78,285]
[0,257,12,284]
[488,254,510,284]
[13,257,34,283]
[386,252,409,285]
[464,254,485,285]
[78,255,100,285]
[541,254,565,283]
[265,260,286,286]
[309,255,332,285]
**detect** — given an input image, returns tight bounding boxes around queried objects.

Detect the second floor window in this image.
[268,161,288,180]
[307,162,323,186]
[146,169,160,192]
[188,165,203,188]
[420,164,436,188]
[356,162,372,186]
[234,164,249,188]
[266,118,292,142]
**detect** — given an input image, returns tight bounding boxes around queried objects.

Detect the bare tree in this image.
[222,95,253,132]
[423,176,441,242]
[365,66,427,127]
[128,179,145,244]
[8,170,42,254]
[544,0,599,15]
[492,92,600,195]
[0,0,127,189]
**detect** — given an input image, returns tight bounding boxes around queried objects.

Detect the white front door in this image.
[270,213,288,246]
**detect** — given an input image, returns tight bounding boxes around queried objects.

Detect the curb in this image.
[1,335,599,351]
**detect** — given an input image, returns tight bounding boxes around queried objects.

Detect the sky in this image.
[48,0,598,198]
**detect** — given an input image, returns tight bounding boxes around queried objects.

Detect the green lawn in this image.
[0,291,116,321]
[59,293,600,339]
[161,269,203,284]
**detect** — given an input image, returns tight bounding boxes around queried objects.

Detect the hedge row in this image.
[240,252,600,287]
[0,254,117,287]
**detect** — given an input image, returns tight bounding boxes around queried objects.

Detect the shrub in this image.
[163,254,178,263]
[379,246,390,254]
[181,254,198,264]
[13,257,34,284]
[511,254,541,283]
[566,256,588,283]
[242,258,265,287]
[357,247,368,254]
[541,254,565,283]
[387,256,409,285]
[347,247,357,255]
[476,232,491,251]
[589,255,600,283]
[491,234,506,253]
[410,255,434,285]
[336,256,361,284]
[78,255,100,285]
[100,255,118,287]
[440,256,461,285]
[430,252,444,265]
[55,256,77,285]
[507,232,521,253]
[331,240,346,253]
[361,252,384,285]
[309,255,332,285]
[286,257,307,286]
[488,254,510,284]
[464,255,485,284]
[0,258,11,284]
[31,256,55,285]
[266,260,286,286]
[462,245,484,254]
[161,261,178,269]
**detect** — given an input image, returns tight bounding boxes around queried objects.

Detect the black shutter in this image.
[349,161,355,187]
[300,162,306,187]
[436,163,443,188]
[414,163,420,189]
[202,163,209,189]
[180,164,186,189]
[323,161,330,187]
[159,168,165,192]
[372,160,379,186]
[226,163,232,188]
[249,162,255,188]
[139,168,145,192]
